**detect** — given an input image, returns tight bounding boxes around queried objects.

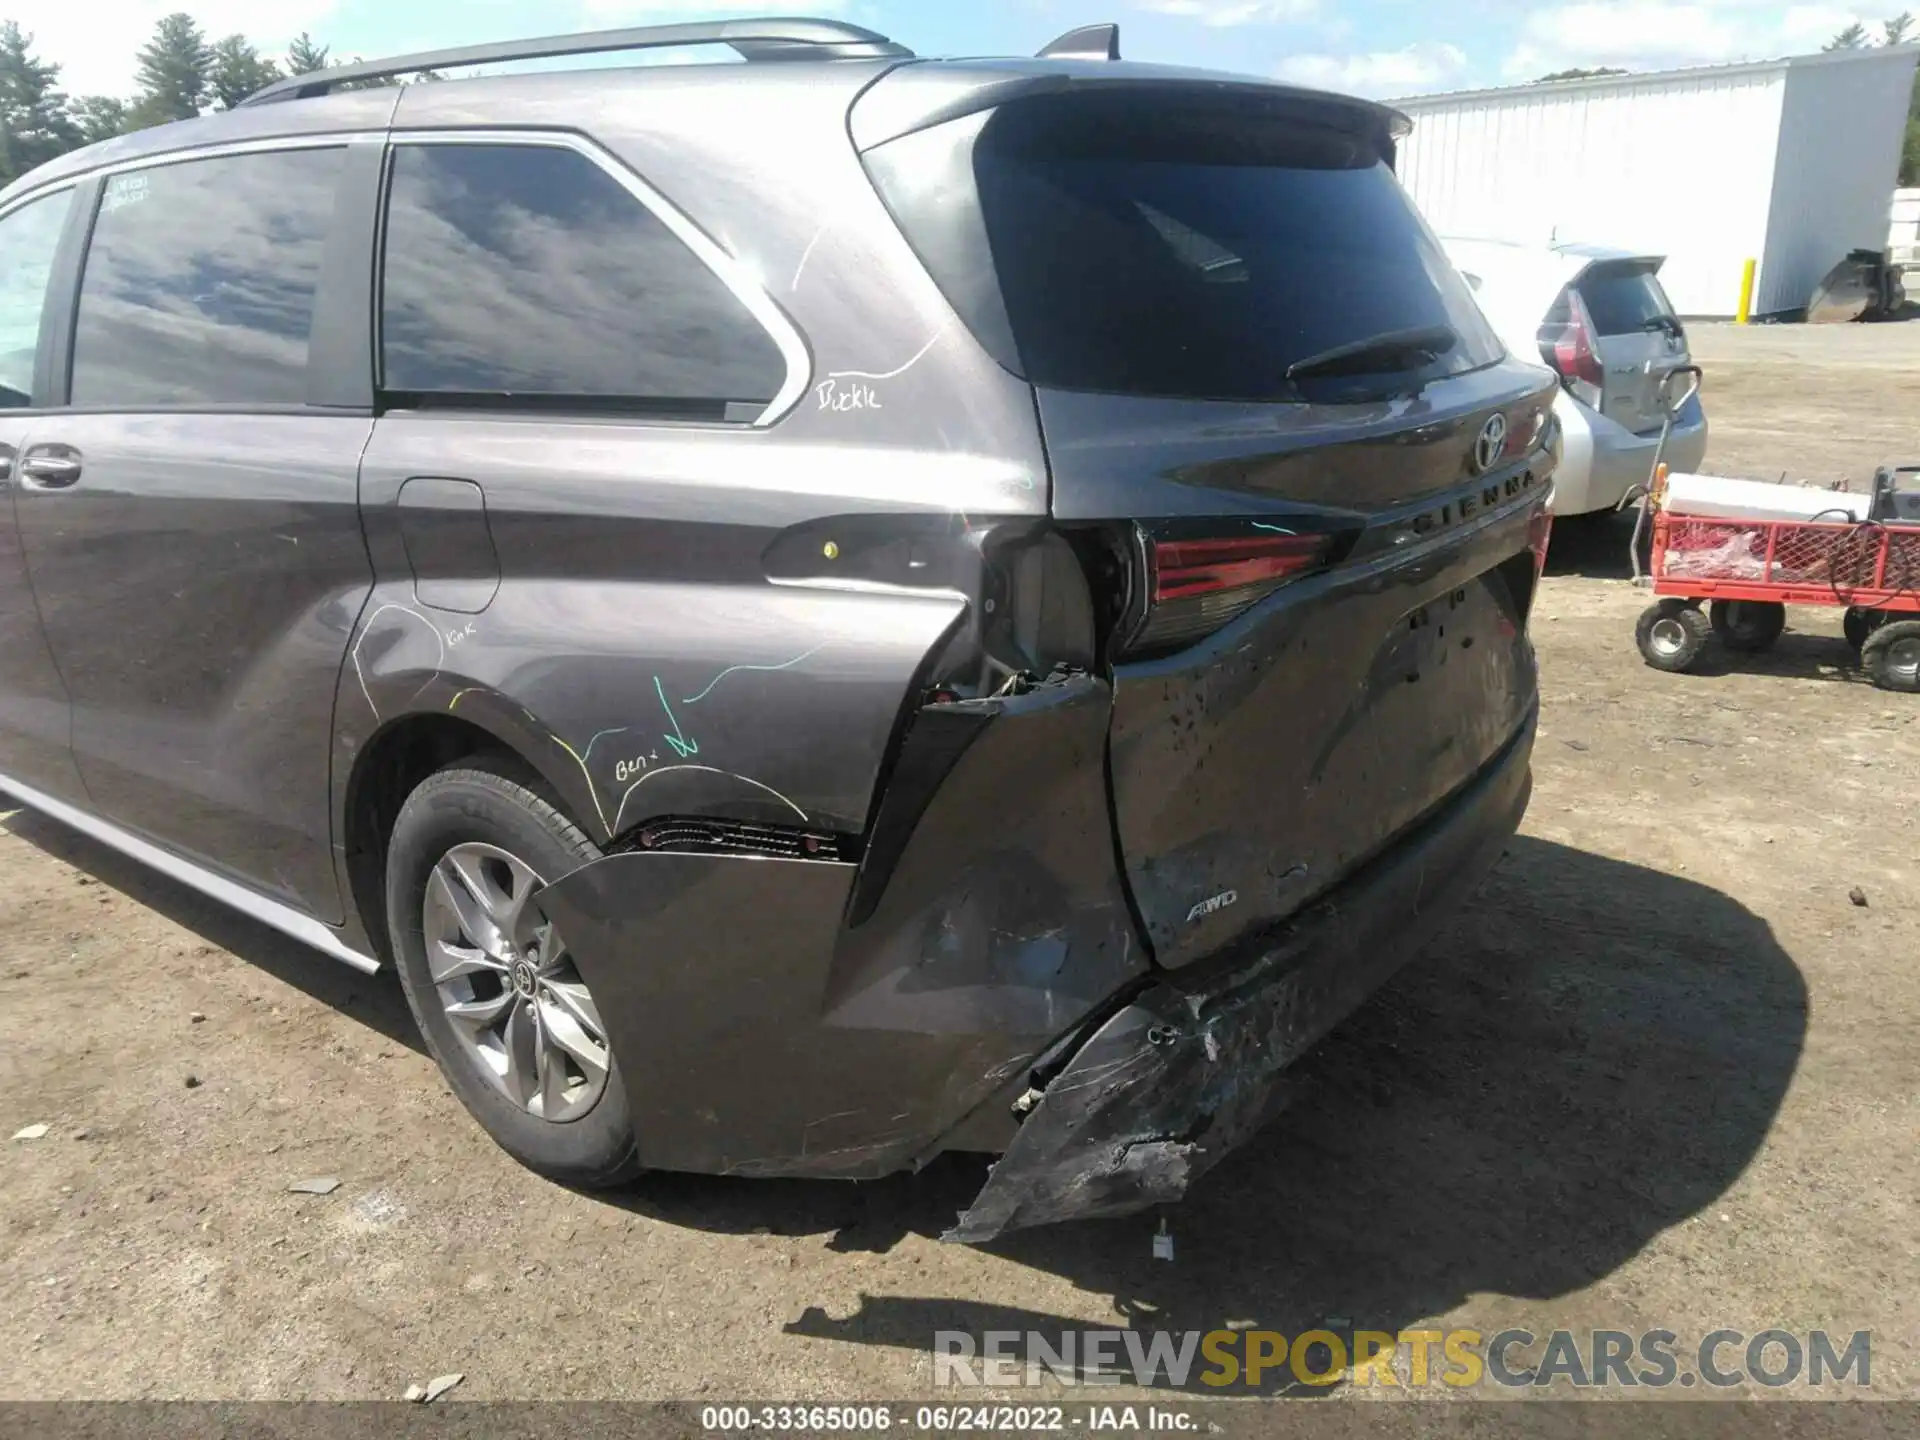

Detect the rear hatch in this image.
[862,78,1556,969]
[1539,257,1690,434]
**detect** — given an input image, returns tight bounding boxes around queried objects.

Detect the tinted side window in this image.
[0,189,75,408]
[380,144,786,418]
[69,148,345,408]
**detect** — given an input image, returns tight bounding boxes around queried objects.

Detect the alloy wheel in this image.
[422,841,610,1123]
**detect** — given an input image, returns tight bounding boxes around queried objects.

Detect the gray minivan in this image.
[0,19,1556,1240]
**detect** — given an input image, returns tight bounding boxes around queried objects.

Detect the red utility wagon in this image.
[1634,490,1920,692]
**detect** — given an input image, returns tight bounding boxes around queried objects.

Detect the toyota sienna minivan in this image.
[0,17,1555,1239]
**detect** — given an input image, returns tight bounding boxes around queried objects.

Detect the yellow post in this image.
[1735,258,1757,324]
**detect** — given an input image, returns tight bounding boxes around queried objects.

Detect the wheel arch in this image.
[336,696,603,964]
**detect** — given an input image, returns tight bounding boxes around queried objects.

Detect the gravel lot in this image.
[3,321,1916,1402]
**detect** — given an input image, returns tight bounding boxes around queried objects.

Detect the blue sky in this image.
[14,0,1907,103]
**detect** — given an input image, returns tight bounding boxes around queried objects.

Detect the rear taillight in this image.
[1127,530,1332,655]
[1153,534,1328,600]
[1539,290,1604,409]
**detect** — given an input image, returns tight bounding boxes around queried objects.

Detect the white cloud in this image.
[1135,0,1318,26]
[1502,1,1880,80]
[1276,41,1469,97]
[6,1,339,98]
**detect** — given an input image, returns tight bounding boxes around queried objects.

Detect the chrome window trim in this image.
[0,181,77,226]
[2,132,386,216]
[386,128,811,427]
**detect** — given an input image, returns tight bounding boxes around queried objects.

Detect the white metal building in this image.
[1393,45,1919,318]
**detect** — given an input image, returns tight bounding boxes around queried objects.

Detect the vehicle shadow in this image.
[650,836,1804,1394]
[1677,631,1872,685]
[1543,509,1641,580]
[0,801,424,1055]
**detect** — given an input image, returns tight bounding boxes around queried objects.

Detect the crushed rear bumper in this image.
[943,705,1535,1244]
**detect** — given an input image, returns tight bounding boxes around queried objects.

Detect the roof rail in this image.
[239,18,914,106]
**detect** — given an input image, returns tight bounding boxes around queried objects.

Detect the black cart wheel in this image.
[1636,600,1711,672]
[1709,599,1786,652]
[1861,619,1920,693]
[1843,607,1880,652]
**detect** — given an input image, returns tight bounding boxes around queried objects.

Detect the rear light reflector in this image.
[1128,531,1333,655]
[1539,289,1604,410]
[1152,534,1329,601]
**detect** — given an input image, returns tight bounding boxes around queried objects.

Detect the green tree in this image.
[130,12,213,125]
[69,95,129,144]
[209,34,281,110]
[1826,21,1870,49]
[1884,12,1914,45]
[285,32,329,75]
[0,21,80,183]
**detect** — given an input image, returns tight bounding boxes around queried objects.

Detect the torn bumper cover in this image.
[944,707,1536,1244]
[531,673,1147,1182]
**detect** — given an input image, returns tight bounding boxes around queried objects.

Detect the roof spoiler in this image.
[1036,24,1120,61]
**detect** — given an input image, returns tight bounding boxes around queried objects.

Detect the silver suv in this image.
[1445,237,1708,517]
[0,18,1556,1240]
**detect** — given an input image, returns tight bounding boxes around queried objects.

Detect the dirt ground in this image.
[3,322,1917,1403]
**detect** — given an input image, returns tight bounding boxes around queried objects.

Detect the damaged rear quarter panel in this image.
[532,673,1149,1178]
[337,416,1032,872]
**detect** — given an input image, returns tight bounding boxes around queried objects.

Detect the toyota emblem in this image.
[1473,413,1508,474]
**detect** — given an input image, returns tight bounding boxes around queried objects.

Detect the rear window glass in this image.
[1575,265,1676,335]
[876,94,1504,404]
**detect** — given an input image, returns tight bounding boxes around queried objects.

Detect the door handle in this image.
[19,445,81,489]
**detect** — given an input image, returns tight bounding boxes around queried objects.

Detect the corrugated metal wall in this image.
[1397,48,1920,317]
[1398,67,1786,315]
[1761,50,1920,314]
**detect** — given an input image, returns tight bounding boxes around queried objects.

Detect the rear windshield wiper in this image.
[1286,324,1460,383]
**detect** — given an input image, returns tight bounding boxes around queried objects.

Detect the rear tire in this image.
[1862,619,1920,693]
[1636,600,1711,672]
[385,762,642,1187]
[1709,599,1786,652]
